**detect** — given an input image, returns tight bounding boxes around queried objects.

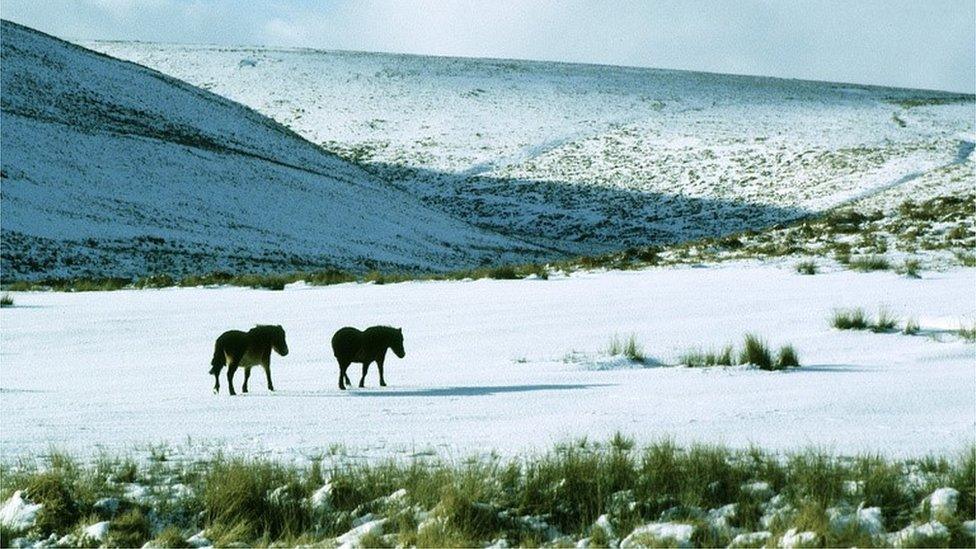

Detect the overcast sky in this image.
[3,0,974,93]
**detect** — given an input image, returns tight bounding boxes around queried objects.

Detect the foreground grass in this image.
[2,440,971,548]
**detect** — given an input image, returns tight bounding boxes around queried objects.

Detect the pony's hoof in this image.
[212,388,218,395]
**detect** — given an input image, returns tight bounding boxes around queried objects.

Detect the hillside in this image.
[0,21,544,281]
[87,41,975,254]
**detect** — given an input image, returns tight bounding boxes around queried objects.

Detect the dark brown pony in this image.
[210,325,289,395]
[331,326,404,390]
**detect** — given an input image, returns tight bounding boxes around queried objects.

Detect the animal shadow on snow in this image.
[349,383,608,397]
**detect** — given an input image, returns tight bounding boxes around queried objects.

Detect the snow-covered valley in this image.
[1,262,973,462]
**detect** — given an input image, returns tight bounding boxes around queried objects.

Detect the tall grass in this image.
[872,307,899,333]
[0,293,12,307]
[680,336,798,370]
[848,255,890,272]
[833,307,901,332]
[1,441,972,547]
[606,334,646,363]
[832,308,869,330]
[794,260,818,275]
[739,334,773,369]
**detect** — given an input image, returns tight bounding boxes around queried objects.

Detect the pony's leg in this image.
[338,361,350,390]
[263,362,274,391]
[212,372,220,394]
[226,360,239,396]
[242,367,251,393]
[343,369,352,386]
[377,357,387,387]
[359,361,370,388]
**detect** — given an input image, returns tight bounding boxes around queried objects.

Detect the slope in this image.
[0,21,543,280]
[86,41,975,254]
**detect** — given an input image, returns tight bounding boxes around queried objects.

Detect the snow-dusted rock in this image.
[93,497,120,516]
[928,487,959,519]
[729,531,772,548]
[620,522,693,548]
[842,480,864,496]
[336,518,387,548]
[186,530,212,548]
[594,513,616,538]
[887,521,950,547]
[706,503,737,531]
[741,481,773,499]
[778,528,817,548]
[310,481,333,513]
[856,506,884,535]
[0,491,42,531]
[123,483,151,503]
[826,504,883,536]
[82,521,110,542]
[962,519,975,538]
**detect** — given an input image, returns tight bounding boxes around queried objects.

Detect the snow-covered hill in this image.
[86,41,975,254]
[0,21,544,280]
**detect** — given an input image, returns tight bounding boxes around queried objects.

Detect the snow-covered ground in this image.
[86,41,975,253]
[2,262,973,462]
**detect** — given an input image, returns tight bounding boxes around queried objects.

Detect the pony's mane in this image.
[249,324,284,345]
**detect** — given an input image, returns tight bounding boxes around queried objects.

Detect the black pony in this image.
[210,325,289,395]
[331,326,404,390]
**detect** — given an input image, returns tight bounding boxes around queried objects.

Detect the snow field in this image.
[1,262,973,462]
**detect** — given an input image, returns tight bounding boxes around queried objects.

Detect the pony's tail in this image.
[210,341,224,375]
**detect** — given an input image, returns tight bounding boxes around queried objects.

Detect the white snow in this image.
[310,481,333,513]
[779,528,817,548]
[0,21,541,280]
[740,481,773,499]
[81,521,110,542]
[0,491,42,531]
[621,522,694,547]
[82,39,975,255]
[730,531,772,547]
[928,487,960,519]
[0,263,973,461]
[186,531,211,548]
[887,521,951,546]
[336,517,386,548]
[593,514,615,538]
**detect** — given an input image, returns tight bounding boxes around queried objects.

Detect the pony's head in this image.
[270,325,289,356]
[391,327,405,358]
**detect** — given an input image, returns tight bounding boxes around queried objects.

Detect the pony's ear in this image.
[397,327,402,333]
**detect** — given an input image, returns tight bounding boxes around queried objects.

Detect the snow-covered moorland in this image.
[0,21,544,281]
[88,40,975,254]
[1,262,972,462]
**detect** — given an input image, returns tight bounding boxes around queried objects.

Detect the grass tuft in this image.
[848,255,890,272]
[0,293,12,307]
[607,334,646,363]
[960,323,976,343]
[900,258,922,279]
[739,334,773,370]
[832,308,869,330]
[679,345,735,367]
[794,260,818,275]
[776,345,800,368]
[903,317,920,335]
[106,509,152,548]
[872,307,899,333]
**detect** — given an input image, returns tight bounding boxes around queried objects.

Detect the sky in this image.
[2,0,974,93]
